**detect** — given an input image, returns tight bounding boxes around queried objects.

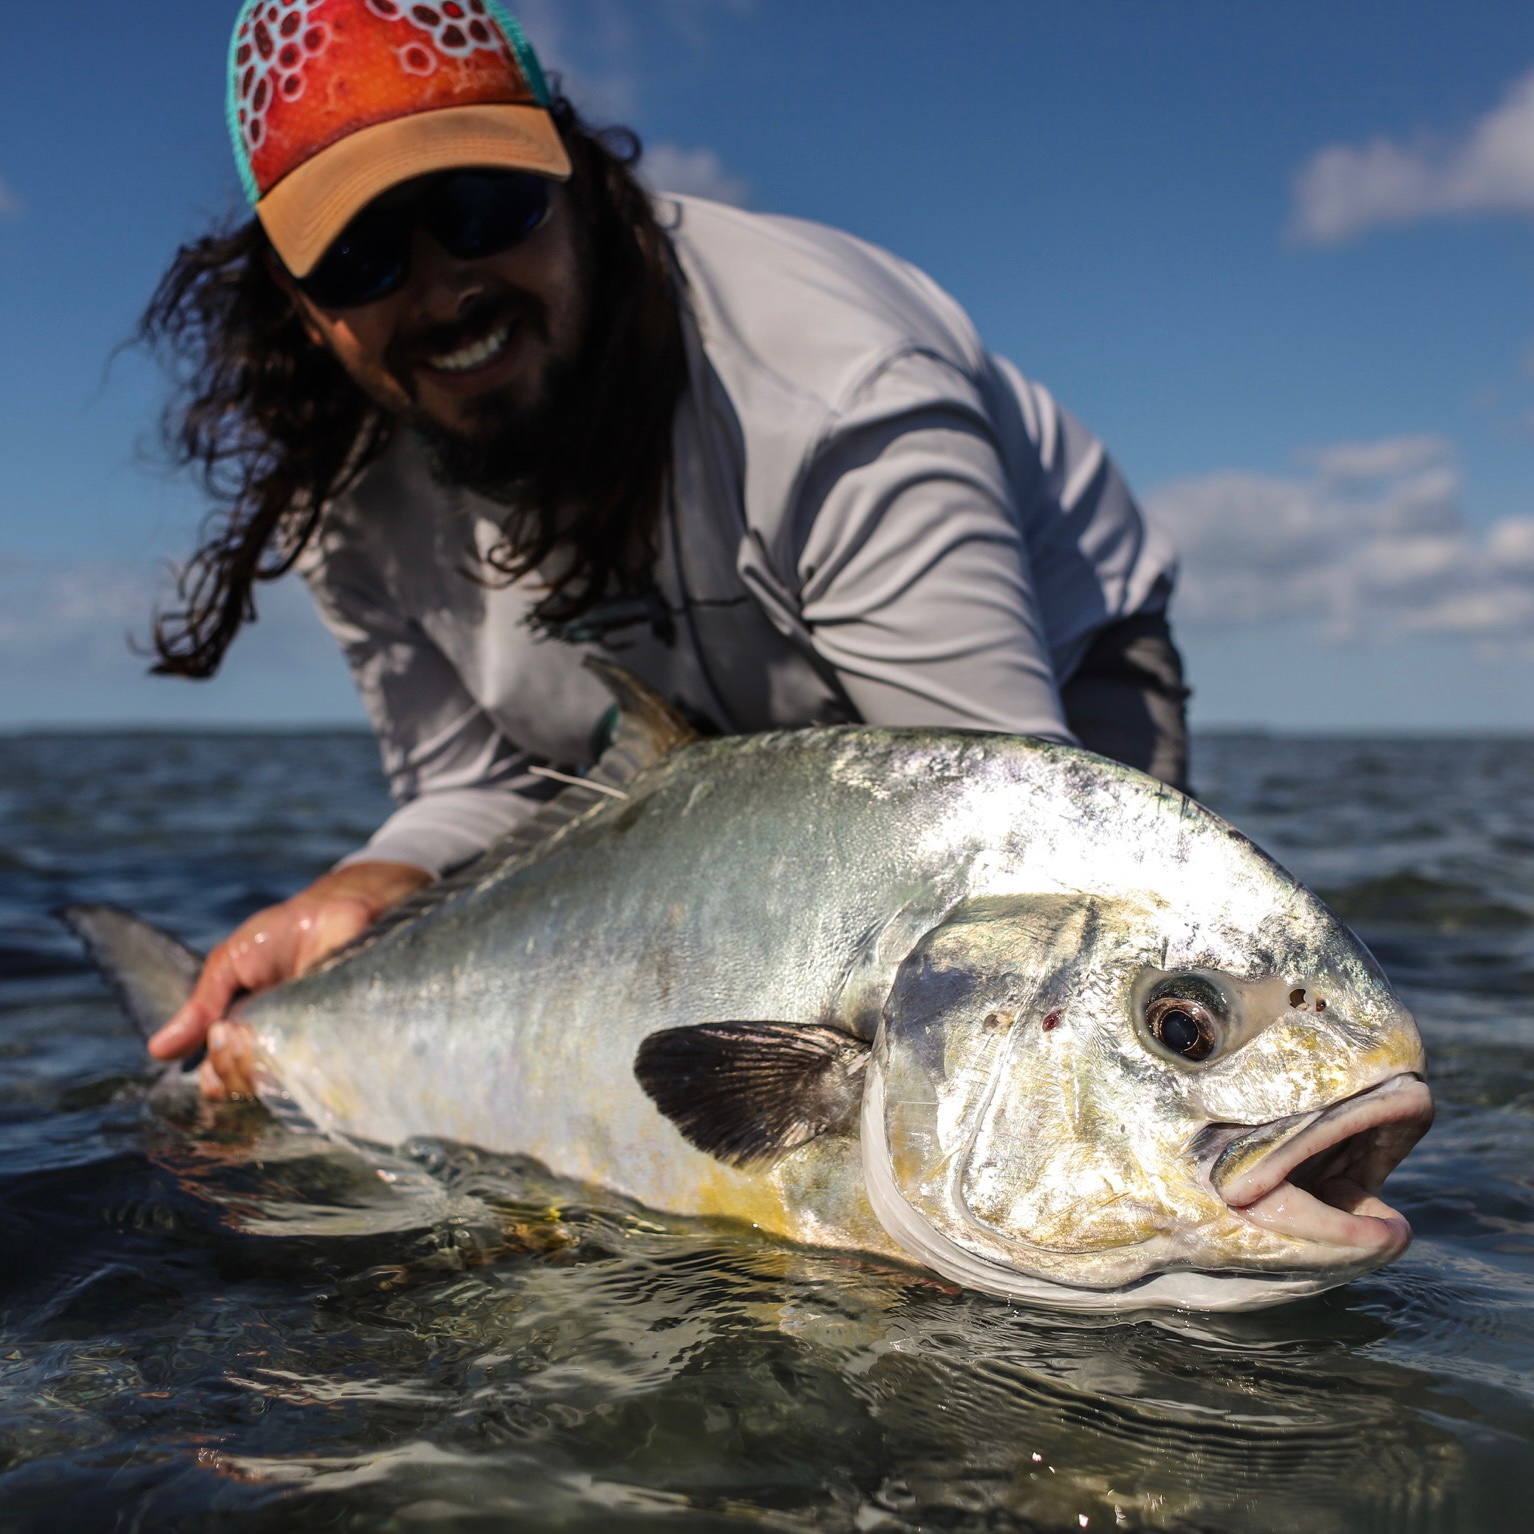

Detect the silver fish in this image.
[66,665,1432,1312]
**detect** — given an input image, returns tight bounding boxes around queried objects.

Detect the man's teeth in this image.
[426,323,513,374]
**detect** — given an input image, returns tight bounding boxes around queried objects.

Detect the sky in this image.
[4,1,1534,731]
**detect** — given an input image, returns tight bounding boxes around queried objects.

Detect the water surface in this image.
[2,731,1532,1532]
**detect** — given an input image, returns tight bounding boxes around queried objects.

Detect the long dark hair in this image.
[140,96,686,678]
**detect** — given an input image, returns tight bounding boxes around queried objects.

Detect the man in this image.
[143,0,1186,1096]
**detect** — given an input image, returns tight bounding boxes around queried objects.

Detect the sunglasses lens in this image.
[294,172,552,307]
[428,171,552,260]
[298,206,410,309]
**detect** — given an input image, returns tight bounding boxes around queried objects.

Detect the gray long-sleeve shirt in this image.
[299,195,1177,875]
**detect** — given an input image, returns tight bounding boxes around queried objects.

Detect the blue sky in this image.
[4,1,1534,730]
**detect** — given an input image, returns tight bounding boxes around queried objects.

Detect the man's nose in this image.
[406,226,489,319]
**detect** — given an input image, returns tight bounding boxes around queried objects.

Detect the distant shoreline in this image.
[2,725,1531,743]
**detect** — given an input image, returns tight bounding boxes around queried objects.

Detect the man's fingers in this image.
[148,989,220,1060]
[147,914,297,1062]
[207,1021,257,1099]
[147,947,239,1060]
[147,1004,209,1061]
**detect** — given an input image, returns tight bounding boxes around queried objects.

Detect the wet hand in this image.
[153,893,377,1099]
[147,860,433,1098]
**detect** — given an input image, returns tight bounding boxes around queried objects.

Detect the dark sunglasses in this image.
[296,169,554,310]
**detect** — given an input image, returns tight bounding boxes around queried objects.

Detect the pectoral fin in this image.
[634,1022,870,1169]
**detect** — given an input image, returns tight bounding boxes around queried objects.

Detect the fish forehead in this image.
[703,725,1300,888]
[900,740,1330,954]
[683,731,1356,1021]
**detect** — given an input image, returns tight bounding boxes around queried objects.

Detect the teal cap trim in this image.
[484,1,554,108]
[226,0,262,206]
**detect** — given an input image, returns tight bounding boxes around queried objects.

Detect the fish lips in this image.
[1204,1073,1433,1256]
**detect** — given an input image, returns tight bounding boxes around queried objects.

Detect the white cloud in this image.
[0,557,361,725]
[0,556,339,661]
[638,143,748,206]
[1147,436,1534,642]
[0,174,21,220]
[1291,69,1534,244]
[1300,433,1453,486]
[0,558,153,657]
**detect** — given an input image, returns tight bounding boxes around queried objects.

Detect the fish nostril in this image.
[1290,988,1306,1007]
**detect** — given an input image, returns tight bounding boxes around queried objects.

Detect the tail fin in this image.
[57,905,203,1042]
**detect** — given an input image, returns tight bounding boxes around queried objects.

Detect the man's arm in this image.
[791,400,1071,736]
[785,354,1161,740]
[161,549,555,1093]
[311,548,563,877]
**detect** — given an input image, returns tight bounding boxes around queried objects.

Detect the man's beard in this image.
[394,289,597,506]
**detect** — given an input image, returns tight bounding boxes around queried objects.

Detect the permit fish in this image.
[64,663,1432,1312]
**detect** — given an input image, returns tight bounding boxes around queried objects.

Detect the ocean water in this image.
[1,730,1532,1533]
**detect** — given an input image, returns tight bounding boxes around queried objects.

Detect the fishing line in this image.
[526,765,629,798]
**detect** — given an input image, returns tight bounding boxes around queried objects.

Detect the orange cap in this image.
[228,0,571,276]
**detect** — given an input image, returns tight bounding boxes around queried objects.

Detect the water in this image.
[2,731,1533,1533]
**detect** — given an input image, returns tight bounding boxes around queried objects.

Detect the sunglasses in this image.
[296,169,554,310]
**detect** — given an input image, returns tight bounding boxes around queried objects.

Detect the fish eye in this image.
[1143,977,1224,1063]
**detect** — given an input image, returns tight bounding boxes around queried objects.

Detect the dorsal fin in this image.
[581,656,698,790]
[316,662,700,970]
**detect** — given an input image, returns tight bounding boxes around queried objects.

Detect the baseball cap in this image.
[228,0,571,277]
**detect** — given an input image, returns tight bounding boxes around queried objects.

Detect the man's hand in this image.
[147,860,434,1099]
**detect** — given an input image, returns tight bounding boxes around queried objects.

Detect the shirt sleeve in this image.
[302,540,556,877]
[789,353,1076,742]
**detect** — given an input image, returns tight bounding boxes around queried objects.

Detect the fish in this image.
[63,662,1433,1313]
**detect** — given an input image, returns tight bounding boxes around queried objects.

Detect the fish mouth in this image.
[1207,1073,1433,1255]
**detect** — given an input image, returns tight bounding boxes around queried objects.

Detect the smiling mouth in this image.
[1207,1074,1433,1254]
[423,321,515,375]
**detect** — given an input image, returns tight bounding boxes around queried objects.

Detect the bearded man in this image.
[143,0,1188,1095]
